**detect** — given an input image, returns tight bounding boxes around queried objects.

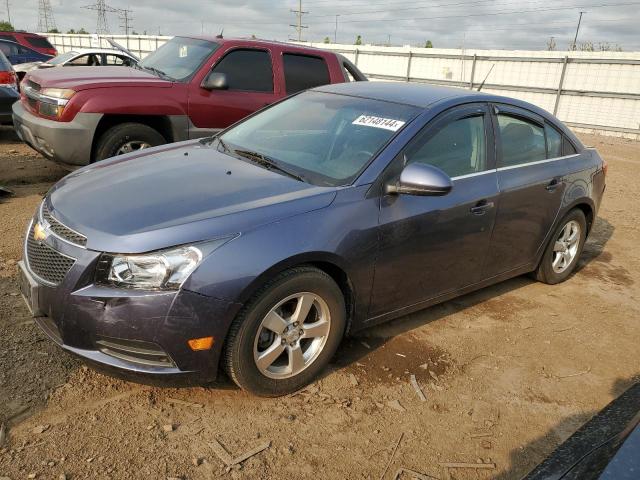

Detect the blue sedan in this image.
[18,82,607,396]
[0,39,52,65]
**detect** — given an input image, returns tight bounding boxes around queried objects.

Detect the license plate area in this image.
[18,260,44,317]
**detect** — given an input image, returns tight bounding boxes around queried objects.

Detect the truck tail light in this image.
[0,71,17,90]
[602,158,609,177]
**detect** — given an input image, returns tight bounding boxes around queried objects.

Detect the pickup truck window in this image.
[283,53,330,94]
[139,36,219,81]
[211,49,273,93]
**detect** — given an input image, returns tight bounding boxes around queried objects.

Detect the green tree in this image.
[67,28,76,34]
[323,36,330,44]
[47,28,60,33]
[425,40,433,48]
[0,21,14,32]
[354,35,362,45]
[77,27,88,34]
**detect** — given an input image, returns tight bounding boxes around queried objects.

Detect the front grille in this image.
[42,203,87,247]
[26,223,76,285]
[25,79,41,92]
[96,337,176,368]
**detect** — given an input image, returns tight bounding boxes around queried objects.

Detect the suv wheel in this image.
[94,123,166,161]
[223,267,346,397]
[534,209,587,284]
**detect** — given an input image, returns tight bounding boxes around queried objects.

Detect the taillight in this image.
[0,71,17,89]
[602,158,609,176]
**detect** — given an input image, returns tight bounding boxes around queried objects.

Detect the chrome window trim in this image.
[497,154,580,172]
[39,201,88,250]
[451,169,497,181]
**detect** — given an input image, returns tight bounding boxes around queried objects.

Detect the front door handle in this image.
[470,200,495,215]
[546,178,562,192]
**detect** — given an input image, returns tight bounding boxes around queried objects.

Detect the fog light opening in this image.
[188,336,214,351]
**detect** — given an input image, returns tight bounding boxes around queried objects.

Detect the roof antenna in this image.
[477,64,495,92]
[216,28,224,39]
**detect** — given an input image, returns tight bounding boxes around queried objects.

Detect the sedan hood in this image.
[25,66,170,90]
[47,141,337,253]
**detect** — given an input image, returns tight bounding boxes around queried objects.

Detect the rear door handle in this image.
[470,200,495,215]
[546,178,562,192]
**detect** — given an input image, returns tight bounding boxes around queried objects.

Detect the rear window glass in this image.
[283,53,331,94]
[498,114,546,167]
[0,34,17,42]
[546,124,562,158]
[26,36,54,49]
[563,137,578,156]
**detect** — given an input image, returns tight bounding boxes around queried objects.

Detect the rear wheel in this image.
[534,209,587,284]
[93,122,166,162]
[223,267,346,397]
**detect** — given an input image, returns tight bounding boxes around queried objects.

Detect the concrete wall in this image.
[42,34,640,139]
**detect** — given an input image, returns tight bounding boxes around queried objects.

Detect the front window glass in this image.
[211,49,273,92]
[406,115,487,178]
[139,37,218,81]
[219,91,419,186]
[498,114,546,167]
[46,51,78,65]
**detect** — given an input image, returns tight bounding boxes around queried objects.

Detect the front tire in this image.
[223,267,346,397]
[534,209,587,284]
[93,122,166,162]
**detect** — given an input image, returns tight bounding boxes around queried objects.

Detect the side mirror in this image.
[385,162,453,196]
[201,72,228,90]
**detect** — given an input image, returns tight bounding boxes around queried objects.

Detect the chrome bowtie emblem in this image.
[33,222,49,242]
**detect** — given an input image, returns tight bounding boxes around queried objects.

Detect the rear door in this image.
[369,103,499,318]
[187,47,280,137]
[483,104,571,277]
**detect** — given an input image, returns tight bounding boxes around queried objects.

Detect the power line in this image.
[82,0,118,34]
[290,0,309,41]
[37,0,56,32]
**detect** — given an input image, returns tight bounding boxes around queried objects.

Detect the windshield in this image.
[219,91,419,186]
[139,37,218,81]
[46,51,78,65]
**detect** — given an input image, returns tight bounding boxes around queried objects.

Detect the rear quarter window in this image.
[563,136,578,156]
[25,36,54,49]
[283,53,331,94]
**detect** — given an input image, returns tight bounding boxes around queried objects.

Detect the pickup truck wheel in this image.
[94,123,166,161]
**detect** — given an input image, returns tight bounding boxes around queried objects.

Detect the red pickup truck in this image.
[12,36,366,167]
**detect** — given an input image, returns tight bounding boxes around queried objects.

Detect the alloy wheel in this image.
[116,140,151,155]
[552,220,581,273]
[253,292,331,379]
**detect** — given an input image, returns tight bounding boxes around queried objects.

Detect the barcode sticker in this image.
[352,115,406,131]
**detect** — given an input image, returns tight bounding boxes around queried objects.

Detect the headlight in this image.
[37,88,75,119]
[96,238,234,290]
[40,88,75,100]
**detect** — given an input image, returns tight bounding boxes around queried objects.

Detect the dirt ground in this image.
[0,126,638,480]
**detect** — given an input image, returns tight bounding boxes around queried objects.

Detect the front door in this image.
[369,103,499,319]
[483,104,568,277]
[187,48,280,138]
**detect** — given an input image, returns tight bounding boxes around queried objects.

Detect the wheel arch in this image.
[565,198,595,234]
[90,114,176,160]
[235,252,356,336]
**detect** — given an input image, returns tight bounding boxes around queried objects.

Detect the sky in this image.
[5,0,640,51]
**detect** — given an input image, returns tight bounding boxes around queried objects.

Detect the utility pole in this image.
[289,0,308,42]
[5,0,10,25]
[82,0,117,34]
[571,11,586,51]
[334,14,339,43]
[119,8,132,36]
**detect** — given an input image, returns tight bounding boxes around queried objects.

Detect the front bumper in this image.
[19,220,241,381]
[12,101,101,166]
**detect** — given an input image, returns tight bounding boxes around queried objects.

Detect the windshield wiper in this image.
[234,149,305,182]
[139,64,173,81]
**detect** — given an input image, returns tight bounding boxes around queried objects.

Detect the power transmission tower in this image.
[119,8,133,35]
[37,0,57,32]
[289,0,308,42]
[82,0,118,34]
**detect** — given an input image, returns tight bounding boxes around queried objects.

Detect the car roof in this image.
[63,48,133,55]
[178,35,334,54]
[314,81,495,108]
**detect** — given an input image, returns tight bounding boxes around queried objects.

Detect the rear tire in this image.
[534,209,587,284]
[93,122,166,162]
[223,267,346,397]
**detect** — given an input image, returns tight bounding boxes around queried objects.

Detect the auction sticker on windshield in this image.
[352,115,406,131]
